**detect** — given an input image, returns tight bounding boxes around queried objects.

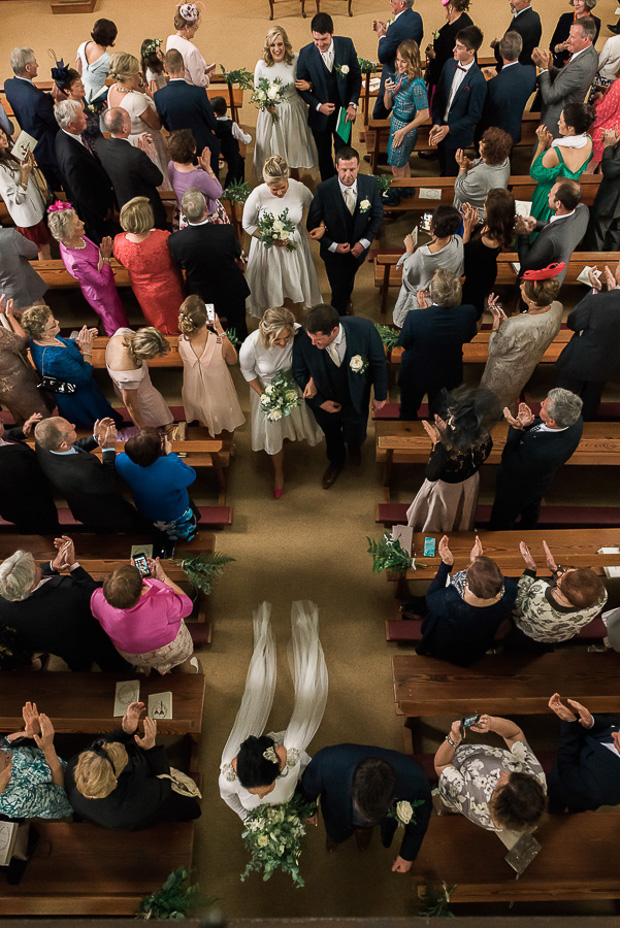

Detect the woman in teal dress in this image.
[529,103,595,228]
[384,40,429,204]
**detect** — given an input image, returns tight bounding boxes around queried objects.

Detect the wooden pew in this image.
[392,650,620,717]
[386,610,607,644]
[32,258,131,290]
[376,501,620,530]
[91,334,182,368]
[0,821,195,915]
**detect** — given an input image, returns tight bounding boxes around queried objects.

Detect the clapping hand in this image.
[515,215,537,235]
[460,202,479,235]
[76,324,97,352]
[603,265,618,291]
[455,149,471,170]
[51,535,75,572]
[438,534,454,566]
[0,294,17,321]
[487,293,507,330]
[469,535,483,561]
[503,402,534,429]
[0,757,13,794]
[33,713,56,752]
[122,701,145,734]
[422,418,441,445]
[519,541,537,570]
[549,693,578,722]
[601,127,620,148]
[588,266,603,291]
[565,698,594,729]
[22,701,41,738]
[134,716,157,750]
[94,417,117,449]
[416,288,430,309]
[21,412,43,436]
[542,540,558,573]
[535,124,553,148]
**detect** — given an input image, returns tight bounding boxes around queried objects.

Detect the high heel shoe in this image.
[274,487,284,499]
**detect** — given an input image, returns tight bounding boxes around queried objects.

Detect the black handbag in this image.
[36,347,77,395]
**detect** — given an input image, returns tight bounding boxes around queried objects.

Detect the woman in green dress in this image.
[529,103,595,229]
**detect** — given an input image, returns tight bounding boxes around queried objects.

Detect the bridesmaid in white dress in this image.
[105,327,173,430]
[219,601,328,821]
[177,295,245,436]
[253,25,317,177]
[242,156,322,321]
[239,307,323,498]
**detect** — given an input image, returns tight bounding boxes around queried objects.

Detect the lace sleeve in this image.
[283,601,328,758]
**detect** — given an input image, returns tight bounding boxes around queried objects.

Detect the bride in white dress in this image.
[219,601,328,821]
[242,156,323,320]
[253,25,317,176]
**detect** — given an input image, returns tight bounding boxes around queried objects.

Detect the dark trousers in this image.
[555,374,604,421]
[322,249,360,314]
[489,489,542,530]
[219,296,248,341]
[311,403,368,467]
[312,113,348,180]
[398,381,444,420]
[437,142,459,177]
[582,211,620,251]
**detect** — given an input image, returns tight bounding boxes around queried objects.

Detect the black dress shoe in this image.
[322,463,342,489]
[355,827,373,851]
[608,23,620,33]
[347,445,361,466]
[326,834,340,853]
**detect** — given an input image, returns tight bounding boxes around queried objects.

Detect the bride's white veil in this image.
[283,601,328,753]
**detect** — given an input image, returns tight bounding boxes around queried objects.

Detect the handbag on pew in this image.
[157,767,202,799]
[36,348,77,395]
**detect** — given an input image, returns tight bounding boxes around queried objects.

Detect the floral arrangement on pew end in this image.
[172,551,236,596]
[416,879,457,918]
[219,65,254,91]
[251,76,287,121]
[137,867,216,919]
[260,371,302,422]
[368,173,392,195]
[358,56,379,73]
[221,180,252,206]
[375,323,400,350]
[241,794,317,888]
[257,208,297,251]
[224,327,241,347]
[367,533,413,574]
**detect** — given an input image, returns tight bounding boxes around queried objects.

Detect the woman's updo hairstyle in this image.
[263,155,289,185]
[108,52,140,83]
[562,102,596,135]
[74,741,128,799]
[47,207,79,244]
[258,306,295,349]
[522,278,561,308]
[21,304,53,339]
[236,735,280,788]
[179,294,207,336]
[126,327,171,362]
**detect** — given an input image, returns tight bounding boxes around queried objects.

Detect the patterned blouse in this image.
[0,738,73,820]
[391,75,428,122]
[513,571,608,643]
[438,741,546,831]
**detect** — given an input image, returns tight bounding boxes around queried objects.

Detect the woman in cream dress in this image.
[105,327,173,430]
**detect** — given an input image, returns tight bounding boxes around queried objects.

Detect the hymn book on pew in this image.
[148,692,173,720]
[113,680,140,717]
[0,821,19,868]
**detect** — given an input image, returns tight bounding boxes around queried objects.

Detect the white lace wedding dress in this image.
[219,601,328,820]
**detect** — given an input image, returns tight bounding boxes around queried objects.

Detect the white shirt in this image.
[512,5,532,18]
[327,180,372,253]
[568,47,589,65]
[502,60,518,71]
[62,128,87,148]
[549,209,576,223]
[215,114,252,144]
[444,60,475,121]
[320,40,335,73]
[529,422,568,434]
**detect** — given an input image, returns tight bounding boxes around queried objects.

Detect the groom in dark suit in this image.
[307,146,383,315]
[296,12,362,179]
[292,304,387,488]
[301,744,431,871]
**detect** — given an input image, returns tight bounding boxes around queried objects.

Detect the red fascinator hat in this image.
[521,263,566,281]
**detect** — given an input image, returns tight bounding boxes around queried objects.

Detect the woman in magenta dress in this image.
[113,197,185,335]
[46,202,129,336]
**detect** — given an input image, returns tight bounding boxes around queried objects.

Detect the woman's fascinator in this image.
[177,1,204,23]
[49,49,70,86]
[47,200,74,214]
[521,262,566,281]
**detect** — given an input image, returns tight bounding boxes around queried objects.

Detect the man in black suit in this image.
[307,146,383,315]
[4,46,62,191]
[53,99,115,244]
[555,279,620,420]
[34,416,149,534]
[430,25,487,176]
[491,0,542,67]
[0,536,129,671]
[490,389,584,530]
[94,108,167,230]
[293,304,387,488]
[372,0,424,119]
[547,694,620,813]
[583,127,620,251]
[296,12,362,180]
[301,744,431,870]
[517,180,589,285]
[168,188,249,340]
[0,414,59,534]
[154,49,220,173]
[478,32,536,144]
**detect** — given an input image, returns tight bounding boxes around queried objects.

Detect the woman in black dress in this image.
[549,0,600,70]
[461,188,516,319]
[425,0,474,105]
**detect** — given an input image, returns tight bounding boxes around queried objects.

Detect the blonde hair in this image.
[47,208,79,244]
[21,304,52,339]
[263,155,289,185]
[123,327,170,363]
[178,294,207,336]
[263,26,294,66]
[259,307,295,349]
[120,196,154,234]
[0,550,37,602]
[108,52,140,83]
[396,40,422,80]
[74,742,129,799]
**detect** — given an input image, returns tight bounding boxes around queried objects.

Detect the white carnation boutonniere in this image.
[349,354,369,374]
[359,198,372,214]
[334,63,350,77]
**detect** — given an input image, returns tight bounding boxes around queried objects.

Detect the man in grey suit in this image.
[517,180,589,285]
[531,18,598,136]
[583,127,620,250]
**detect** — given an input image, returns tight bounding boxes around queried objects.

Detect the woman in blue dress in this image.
[384,40,429,204]
[19,305,123,429]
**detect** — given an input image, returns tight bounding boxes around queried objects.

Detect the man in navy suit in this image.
[4,47,62,191]
[372,0,424,119]
[547,694,620,813]
[301,744,431,870]
[477,32,536,144]
[307,146,383,315]
[430,25,487,176]
[154,49,220,172]
[293,304,387,488]
[491,0,542,67]
[296,12,362,180]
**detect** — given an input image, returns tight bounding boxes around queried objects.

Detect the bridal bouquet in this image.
[251,76,287,121]
[257,208,297,251]
[259,371,301,422]
[240,794,317,888]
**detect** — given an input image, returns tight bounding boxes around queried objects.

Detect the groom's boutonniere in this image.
[388,799,426,828]
[350,354,369,374]
[334,63,350,77]
[359,198,371,214]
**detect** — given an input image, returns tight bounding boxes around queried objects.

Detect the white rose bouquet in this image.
[240,794,317,888]
[259,371,302,421]
[251,76,288,122]
[256,207,297,251]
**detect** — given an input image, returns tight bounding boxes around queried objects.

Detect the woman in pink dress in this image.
[46,202,129,335]
[113,197,184,335]
[177,295,245,436]
[106,327,173,430]
[590,74,620,166]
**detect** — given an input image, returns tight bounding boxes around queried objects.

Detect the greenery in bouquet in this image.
[219,65,254,91]
[221,180,252,205]
[241,794,317,888]
[225,327,241,347]
[369,173,392,195]
[357,56,378,73]
[257,207,297,251]
[375,323,400,349]
[251,76,287,121]
[416,880,457,918]
[260,371,302,422]
[137,866,215,919]
[367,533,412,573]
[172,551,235,596]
